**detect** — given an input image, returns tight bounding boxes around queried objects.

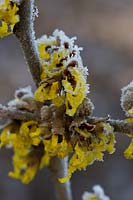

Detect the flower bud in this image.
[121,81,133,117]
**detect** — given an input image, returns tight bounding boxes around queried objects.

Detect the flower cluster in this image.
[0,121,45,184]
[34,30,88,116]
[82,185,110,200]
[0,0,19,38]
[0,86,43,184]
[121,81,133,159]
[59,120,115,183]
[0,30,116,184]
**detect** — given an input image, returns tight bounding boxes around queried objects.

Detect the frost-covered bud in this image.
[121,81,133,117]
[75,97,94,117]
[41,105,56,120]
[15,86,33,99]
[82,185,110,200]
[8,86,37,112]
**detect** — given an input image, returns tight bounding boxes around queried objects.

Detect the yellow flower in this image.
[125,118,133,123]
[11,121,43,155]
[9,150,41,184]
[127,106,133,117]
[123,117,133,159]
[39,153,51,168]
[34,81,59,102]
[35,30,89,118]
[0,0,19,38]
[124,118,133,159]
[43,134,72,159]
[62,67,87,116]
[0,121,47,183]
[0,122,19,147]
[83,195,98,200]
[59,144,95,183]
[40,134,73,169]
[0,0,19,24]
[59,123,115,183]
[37,36,57,62]
[38,43,51,60]
[124,139,133,159]
[40,49,69,80]
[10,133,31,156]
[0,20,14,37]
[52,95,65,107]
[87,196,98,200]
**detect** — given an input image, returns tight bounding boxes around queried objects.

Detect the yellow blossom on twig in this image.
[0,0,19,38]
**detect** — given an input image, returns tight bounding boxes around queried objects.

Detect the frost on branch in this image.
[82,185,110,200]
[11,0,22,5]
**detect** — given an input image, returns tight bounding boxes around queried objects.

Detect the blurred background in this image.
[0,0,133,199]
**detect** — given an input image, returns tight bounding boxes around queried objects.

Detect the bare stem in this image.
[49,157,73,200]
[0,104,133,135]
[87,116,133,134]
[107,119,133,134]
[14,0,41,86]
[0,104,40,121]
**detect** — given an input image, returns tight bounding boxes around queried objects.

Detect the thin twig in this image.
[107,119,133,134]
[0,104,40,121]
[49,157,73,200]
[0,104,133,135]
[14,0,41,86]
[87,116,133,134]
